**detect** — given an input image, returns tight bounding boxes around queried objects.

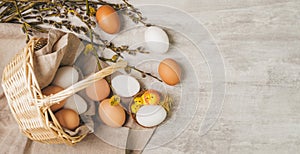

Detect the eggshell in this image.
[111,75,140,97]
[136,105,167,127]
[158,58,181,85]
[144,26,169,53]
[96,5,120,34]
[55,109,80,130]
[98,99,126,128]
[85,79,110,101]
[52,66,79,89]
[64,94,88,114]
[42,85,66,112]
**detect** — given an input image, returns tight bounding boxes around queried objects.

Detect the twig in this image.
[131,66,162,82]
[121,0,152,26]
[98,56,162,82]
[3,2,36,22]
[0,0,153,72]
[85,0,90,16]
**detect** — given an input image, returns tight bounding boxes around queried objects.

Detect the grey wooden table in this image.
[130,0,300,153]
[0,1,299,154]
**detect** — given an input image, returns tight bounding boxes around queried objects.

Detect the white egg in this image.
[136,105,167,127]
[111,75,140,97]
[64,94,88,114]
[52,66,79,89]
[144,26,169,53]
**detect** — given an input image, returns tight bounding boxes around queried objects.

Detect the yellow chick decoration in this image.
[109,95,121,106]
[131,103,142,113]
[134,97,144,105]
[142,90,161,105]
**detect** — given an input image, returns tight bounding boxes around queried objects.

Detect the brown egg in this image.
[54,109,80,130]
[42,86,66,112]
[98,99,126,128]
[86,79,110,101]
[96,5,120,34]
[158,58,181,86]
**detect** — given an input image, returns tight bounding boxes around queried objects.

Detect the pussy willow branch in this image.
[98,57,162,82]
[131,66,162,82]
[13,1,30,42]
[121,0,151,26]
[0,0,150,49]
[3,2,37,22]
[0,0,155,76]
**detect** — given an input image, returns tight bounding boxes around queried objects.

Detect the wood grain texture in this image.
[0,1,299,153]
[130,0,300,153]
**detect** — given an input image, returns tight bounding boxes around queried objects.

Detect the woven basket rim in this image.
[1,38,127,145]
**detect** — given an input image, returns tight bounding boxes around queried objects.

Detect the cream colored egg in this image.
[136,105,167,127]
[64,94,88,114]
[111,75,140,97]
[144,26,169,53]
[52,66,79,89]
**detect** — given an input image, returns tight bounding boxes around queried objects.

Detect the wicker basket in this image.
[1,38,127,145]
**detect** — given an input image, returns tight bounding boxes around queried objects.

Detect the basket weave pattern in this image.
[1,38,127,145]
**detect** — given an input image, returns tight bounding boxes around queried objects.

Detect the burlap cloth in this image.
[0,23,155,154]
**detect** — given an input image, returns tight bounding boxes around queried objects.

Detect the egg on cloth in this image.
[42,85,66,112]
[64,94,88,114]
[135,105,167,127]
[98,99,126,128]
[144,26,169,53]
[158,58,181,86]
[54,109,80,130]
[85,78,110,101]
[52,66,79,89]
[111,75,140,98]
[96,5,120,34]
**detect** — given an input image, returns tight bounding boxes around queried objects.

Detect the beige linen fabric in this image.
[0,23,155,154]
[33,29,84,89]
[0,24,26,95]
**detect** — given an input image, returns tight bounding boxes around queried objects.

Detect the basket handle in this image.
[38,61,127,108]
